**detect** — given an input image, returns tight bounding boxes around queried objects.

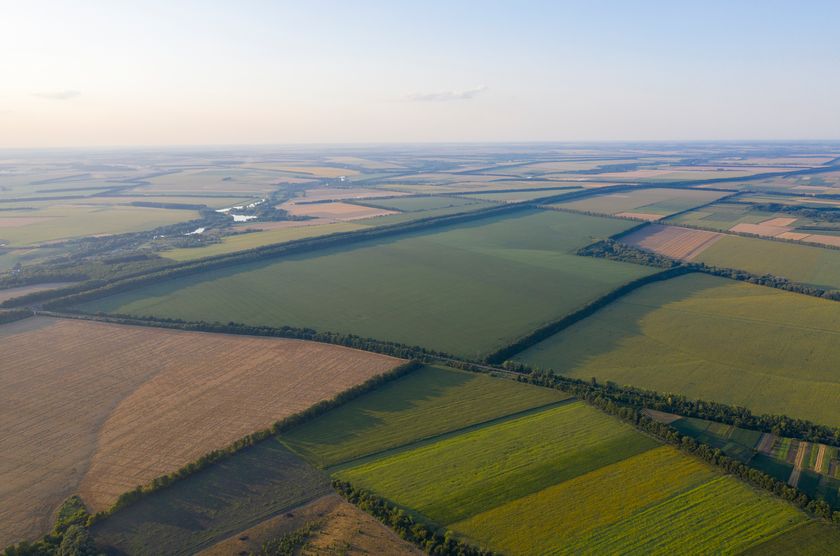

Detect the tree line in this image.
[516,367,840,518]
[579,239,840,301]
[483,265,691,363]
[2,497,97,556]
[91,361,422,523]
[332,480,495,556]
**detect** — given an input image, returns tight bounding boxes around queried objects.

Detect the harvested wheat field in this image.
[199,494,421,556]
[621,224,723,260]
[281,200,398,221]
[0,317,400,546]
[730,222,794,237]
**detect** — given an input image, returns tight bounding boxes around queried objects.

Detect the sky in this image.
[2,0,839,147]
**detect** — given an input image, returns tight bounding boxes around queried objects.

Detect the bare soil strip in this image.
[756,433,777,454]
[788,441,809,487]
[815,444,827,473]
[642,408,682,424]
[0,317,400,546]
[621,224,723,260]
[729,222,793,237]
[760,217,798,227]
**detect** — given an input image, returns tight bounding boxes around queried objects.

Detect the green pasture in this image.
[280,365,568,468]
[77,209,653,358]
[516,273,840,426]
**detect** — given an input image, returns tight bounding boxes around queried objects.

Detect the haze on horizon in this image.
[2,0,839,149]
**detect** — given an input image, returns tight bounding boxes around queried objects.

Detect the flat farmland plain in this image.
[161,221,364,261]
[621,224,723,260]
[453,446,803,555]
[334,402,659,525]
[552,187,729,219]
[280,365,569,468]
[515,273,840,426]
[0,317,399,546]
[77,209,655,358]
[0,204,201,246]
[694,233,840,290]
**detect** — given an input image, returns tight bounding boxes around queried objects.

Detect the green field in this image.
[694,234,840,290]
[741,521,840,555]
[0,204,201,246]
[553,187,728,216]
[516,273,840,426]
[77,209,653,358]
[280,365,568,468]
[452,446,803,555]
[161,222,364,261]
[334,401,659,525]
[90,439,330,556]
[666,201,780,229]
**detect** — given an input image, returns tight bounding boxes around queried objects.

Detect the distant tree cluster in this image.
[332,480,495,556]
[2,497,97,556]
[739,201,840,223]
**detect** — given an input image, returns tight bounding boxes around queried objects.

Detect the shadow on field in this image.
[91,439,330,556]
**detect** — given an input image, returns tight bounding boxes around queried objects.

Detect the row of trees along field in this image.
[332,480,495,556]
[95,361,422,521]
[515,367,840,520]
[43,311,443,361]
[579,239,840,300]
[483,265,691,363]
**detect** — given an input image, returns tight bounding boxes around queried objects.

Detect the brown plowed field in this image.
[620,224,723,260]
[0,317,400,546]
[199,494,422,556]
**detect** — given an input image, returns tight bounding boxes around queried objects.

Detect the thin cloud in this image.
[406,85,487,102]
[32,90,81,100]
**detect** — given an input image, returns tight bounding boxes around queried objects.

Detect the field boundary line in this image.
[321,398,579,473]
[483,265,694,363]
[171,489,334,556]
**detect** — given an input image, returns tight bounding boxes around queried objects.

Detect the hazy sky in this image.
[2,0,839,147]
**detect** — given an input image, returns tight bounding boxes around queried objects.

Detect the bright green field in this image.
[334,401,659,525]
[452,446,803,555]
[554,187,727,216]
[280,365,568,468]
[0,204,200,246]
[694,234,840,290]
[77,209,653,358]
[162,222,364,261]
[516,273,840,426]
